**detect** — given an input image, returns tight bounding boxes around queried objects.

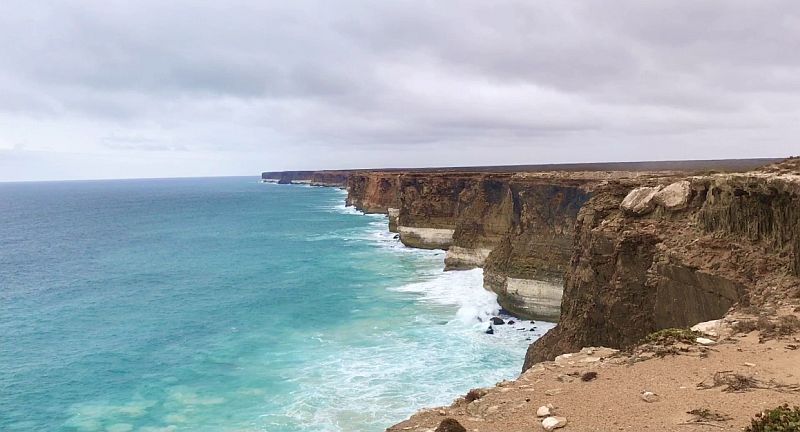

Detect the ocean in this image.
[0,177,553,432]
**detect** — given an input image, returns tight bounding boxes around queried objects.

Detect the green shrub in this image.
[745,404,800,432]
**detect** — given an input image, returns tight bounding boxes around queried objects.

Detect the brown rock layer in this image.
[524,163,800,370]
[345,173,401,214]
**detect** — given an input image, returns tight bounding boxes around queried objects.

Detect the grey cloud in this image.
[0,0,797,181]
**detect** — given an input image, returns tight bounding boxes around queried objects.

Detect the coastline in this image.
[264,157,800,430]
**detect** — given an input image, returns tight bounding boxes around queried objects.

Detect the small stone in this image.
[640,391,659,403]
[744,362,756,367]
[486,405,500,415]
[544,389,562,396]
[556,374,575,383]
[541,416,567,430]
[536,405,552,417]
[696,337,716,345]
[435,418,466,432]
[580,371,598,381]
[438,409,446,416]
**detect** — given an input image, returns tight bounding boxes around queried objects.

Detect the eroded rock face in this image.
[345,173,401,214]
[387,208,400,233]
[482,180,591,320]
[524,166,800,370]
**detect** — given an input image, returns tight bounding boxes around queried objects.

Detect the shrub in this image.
[745,404,800,432]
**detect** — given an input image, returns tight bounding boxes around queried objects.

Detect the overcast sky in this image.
[0,1,798,181]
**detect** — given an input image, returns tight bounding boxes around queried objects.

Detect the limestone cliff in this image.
[345,172,401,214]
[262,158,794,365]
[481,178,591,320]
[523,160,800,369]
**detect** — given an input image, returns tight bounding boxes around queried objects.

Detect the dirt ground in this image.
[388,309,800,432]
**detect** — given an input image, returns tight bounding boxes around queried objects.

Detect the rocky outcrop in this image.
[524,162,800,370]
[345,173,402,214]
[396,173,481,249]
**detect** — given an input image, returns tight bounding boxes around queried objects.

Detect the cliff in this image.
[345,172,402,214]
[262,170,351,186]
[481,177,592,320]
[262,157,795,352]
[524,159,800,369]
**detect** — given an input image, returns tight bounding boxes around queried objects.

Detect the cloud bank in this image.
[0,0,798,180]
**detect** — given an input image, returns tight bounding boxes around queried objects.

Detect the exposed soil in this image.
[389,308,800,432]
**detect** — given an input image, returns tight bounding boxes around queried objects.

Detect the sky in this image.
[0,1,798,181]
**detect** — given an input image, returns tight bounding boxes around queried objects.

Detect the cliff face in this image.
[310,171,350,187]
[523,164,800,370]
[482,179,591,320]
[396,173,483,249]
[345,173,401,214]
[262,170,351,186]
[263,158,797,372]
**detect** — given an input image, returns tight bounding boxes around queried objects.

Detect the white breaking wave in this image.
[390,268,499,326]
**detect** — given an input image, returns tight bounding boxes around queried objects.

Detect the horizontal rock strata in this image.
[263,157,797,374]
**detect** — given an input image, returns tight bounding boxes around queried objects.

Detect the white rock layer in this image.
[445,246,493,269]
[505,277,562,321]
[397,226,455,249]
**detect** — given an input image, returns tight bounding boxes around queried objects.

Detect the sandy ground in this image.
[388,310,800,432]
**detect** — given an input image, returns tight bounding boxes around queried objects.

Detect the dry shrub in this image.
[464,388,485,403]
[643,328,703,345]
[698,371,761,392]
[687,408,732,422]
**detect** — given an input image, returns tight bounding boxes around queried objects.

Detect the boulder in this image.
[490,317,506,325]
[653,180,691,210]
[691,319,723,337]
[620,186,663,215]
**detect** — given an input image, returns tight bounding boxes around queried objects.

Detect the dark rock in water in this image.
[393,234,400,240]
[435,418,467,432]
[508,320,516,325]
[529,328,537,331]
[490,317,505,325]
[526,337,531,340]
[485,326,494,335]
[530,320,536,324]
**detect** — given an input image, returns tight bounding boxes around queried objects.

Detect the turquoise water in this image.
[0,178,552,432]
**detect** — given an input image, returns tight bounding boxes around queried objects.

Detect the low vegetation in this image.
[686,408,731,423]
[733,315,800,340]
[745,404,800,432]
[643,328,703,345]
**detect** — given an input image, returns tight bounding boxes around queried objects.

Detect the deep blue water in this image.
[0,178,552,431]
